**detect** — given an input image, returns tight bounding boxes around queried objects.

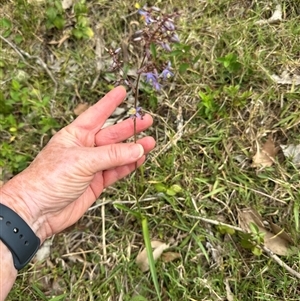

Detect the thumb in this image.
[83,143,144,173]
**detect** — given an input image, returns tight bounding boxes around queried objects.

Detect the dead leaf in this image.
[161,252,181,263]
[34,239,52,262]
[255,4,282,25]
[238,208,293,256]
[271,71,300,86]
[136,240,169,272]
[280,144,300,166]
[252,136,278,168]
[269,222,294,244]
[62,0,73,10]
[224,278,235,301]
[73,103,90,116]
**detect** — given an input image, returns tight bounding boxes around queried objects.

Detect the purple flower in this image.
[160,62,173,79]
[138,9,154,25]
[170,33,180,43]
[129,107,143,119]
[160,42,171,51]
[164,20,175,31]
[144,70,161,90]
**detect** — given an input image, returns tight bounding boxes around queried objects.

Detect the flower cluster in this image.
[105,5,180,119]
[135,5,180,53]
[143,61,173,91]
[133,6,180,93]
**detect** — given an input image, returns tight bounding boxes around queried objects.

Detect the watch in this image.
[0,203,40,270]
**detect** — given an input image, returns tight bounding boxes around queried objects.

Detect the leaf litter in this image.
[252,135,279,168]
[238,208,294,256]
[280,144,300,166]
[255,4,282,25]
[271,70,300,86]
[136,240,169,272]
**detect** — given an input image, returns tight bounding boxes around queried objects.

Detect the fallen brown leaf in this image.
[136,240,169,272]
[161,252,181,263]
[252,136,278,168]
[238,208,293,256]
[73,103,90,116]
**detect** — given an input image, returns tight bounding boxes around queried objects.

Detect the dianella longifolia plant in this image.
[106,5,181,297]
[106,4,181,196]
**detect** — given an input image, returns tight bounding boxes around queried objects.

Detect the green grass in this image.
[1,0,300,300]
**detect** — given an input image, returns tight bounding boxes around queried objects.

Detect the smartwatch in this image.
[0,203,40,270]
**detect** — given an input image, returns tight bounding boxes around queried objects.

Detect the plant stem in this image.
[133,53,147,200]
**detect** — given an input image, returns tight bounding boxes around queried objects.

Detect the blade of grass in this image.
[141,216,161,301]
[294,202,299,232]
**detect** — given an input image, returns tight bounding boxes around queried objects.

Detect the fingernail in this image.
[131,144,144,159]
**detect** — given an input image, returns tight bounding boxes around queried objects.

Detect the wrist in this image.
[0,176,47,244]
[0,240,18,299]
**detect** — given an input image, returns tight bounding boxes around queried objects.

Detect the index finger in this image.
[71,86,127,133]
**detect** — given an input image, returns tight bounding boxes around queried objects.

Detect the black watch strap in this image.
[0,203,40,270]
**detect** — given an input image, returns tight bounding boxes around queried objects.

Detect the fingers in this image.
[71,86,127,133]
[95,114,153,146]
[82,139,155,175]
[101,136,156,188]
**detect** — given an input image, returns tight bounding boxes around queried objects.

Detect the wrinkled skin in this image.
[0,86,155,242]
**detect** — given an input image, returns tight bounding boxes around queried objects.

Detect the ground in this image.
[1,0,300,300]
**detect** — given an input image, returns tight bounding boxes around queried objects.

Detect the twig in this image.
[0,34,58,97]
[185,214,300,280]
[185,214,243,232]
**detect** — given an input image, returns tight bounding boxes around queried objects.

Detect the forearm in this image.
[0,241,18,301]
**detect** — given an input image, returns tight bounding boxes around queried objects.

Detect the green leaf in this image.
[131,296,149,301]
[252,246,262,256]
[240,239,254,249]
[154,183,167,192]
[53,16,65,30]
[166,188,176,196]
[0,18,12,29]
[45,7,58,21]
[11,79,21,91]
[72,28,83,39]
[171,184,182,193]
[10,91,20,101]
[113,203,141,219]
[14,34,23,44]
[141,217,161,301]
[179,63,189,74]
[217,225,235,235]
[74,1,88,14]
[150,43,157,59]
[249,222,259,234]
[3,30,12,38]
[83,27,94,38]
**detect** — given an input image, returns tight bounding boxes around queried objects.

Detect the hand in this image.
[0,86,155,242]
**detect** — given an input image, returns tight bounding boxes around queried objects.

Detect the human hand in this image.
[0,86,155,242]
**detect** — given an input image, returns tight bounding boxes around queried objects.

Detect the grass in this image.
[1,0,300,300]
